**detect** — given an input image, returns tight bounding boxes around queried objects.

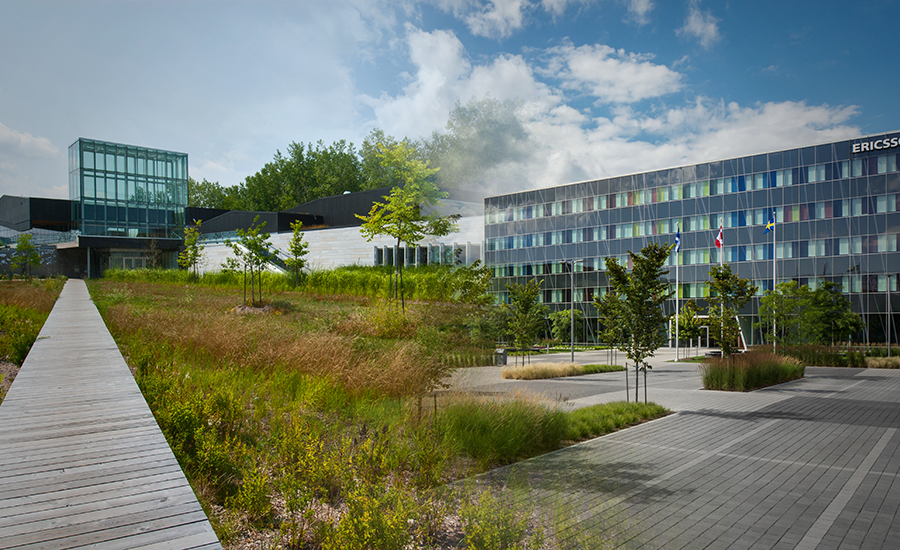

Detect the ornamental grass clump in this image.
[502,362,624,380]
[700,352,804,391]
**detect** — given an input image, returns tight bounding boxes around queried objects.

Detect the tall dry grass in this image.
[97,282,449,398]
[0,278,65,313]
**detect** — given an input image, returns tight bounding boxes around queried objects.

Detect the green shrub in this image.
[700,352,805,391]
[0,304,46,365]
[227,462,272,525]
[461,490,531,550]
[323,484,412,550]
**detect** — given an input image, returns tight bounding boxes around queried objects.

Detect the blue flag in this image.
[674,227,681,252]
[763,214,776,234]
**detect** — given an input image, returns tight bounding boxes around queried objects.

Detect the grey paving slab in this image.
[451,351,900,549]
[0,279,221,550]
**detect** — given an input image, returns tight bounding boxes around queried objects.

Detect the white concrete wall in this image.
[199,215,484,273]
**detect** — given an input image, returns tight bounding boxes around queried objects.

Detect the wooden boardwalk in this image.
[0,280,221,550]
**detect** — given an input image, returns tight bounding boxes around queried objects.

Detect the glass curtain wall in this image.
[68,138,188,238]
[484,133,900,345]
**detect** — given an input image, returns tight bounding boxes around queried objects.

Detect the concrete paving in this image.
[450,350,900,549]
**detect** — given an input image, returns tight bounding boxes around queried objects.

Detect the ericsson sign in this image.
[852,135,900,154]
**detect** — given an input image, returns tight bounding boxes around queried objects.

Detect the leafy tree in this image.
[11,234,41,279]
[676,300,705,358]
[809,281,864,345]
[447,260,494,305]
[549,309,584,345]
[756,280,812,347]
[284,220,310,287]
[603,242,674,402]
[503,279,548,363]
[360,129,406,190]
[356,143,460,310]
[188,178,232,209]
[177,220,204,279]
[595,288,627,351]
[426,95,529,190]
[225,216,271,306]
[707,264,757,357]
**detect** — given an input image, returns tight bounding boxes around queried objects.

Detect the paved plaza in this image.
[451,350,900,549]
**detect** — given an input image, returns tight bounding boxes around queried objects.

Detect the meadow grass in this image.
[0,278,65,366]
[89,278,667,548]
[700,352,805,391]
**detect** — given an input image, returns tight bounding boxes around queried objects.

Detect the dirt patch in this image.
[230,305,277,315]
[0,361,19,403]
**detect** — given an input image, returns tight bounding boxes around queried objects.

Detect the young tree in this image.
[356,142,460,311]
[707,264,757,357]
[604,242,674,402]
[503,279,548,364]
[177,220,204,280]
[549,309,584,345]
[809,281,864,345]
[226,217,271,306]
[677,300,704,359]
[595,288,628,352]
[756,280,812,347]
[284,220,310,287]
[11,234,41,279]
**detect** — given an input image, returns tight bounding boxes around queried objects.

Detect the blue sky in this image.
[1,0,898,200]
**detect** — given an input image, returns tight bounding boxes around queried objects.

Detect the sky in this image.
[1,0,899,201]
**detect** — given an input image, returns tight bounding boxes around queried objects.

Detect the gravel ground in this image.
[0,361,18,402]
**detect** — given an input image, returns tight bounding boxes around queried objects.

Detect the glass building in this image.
[484,131,900,346]
[68,138,188,239]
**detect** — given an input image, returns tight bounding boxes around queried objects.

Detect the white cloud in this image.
[362,25,553,140]
[464,0,532,38]
[542,43,683,103]
[678,0,721,49]
[0,122,59,159]
[622,0,653,24]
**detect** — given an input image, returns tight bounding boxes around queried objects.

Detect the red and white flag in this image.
[715,226,723,249]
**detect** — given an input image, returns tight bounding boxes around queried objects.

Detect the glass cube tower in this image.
[68,138,188,238]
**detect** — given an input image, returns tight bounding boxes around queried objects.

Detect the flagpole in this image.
[675,224,680,362]
[773,209,776,353]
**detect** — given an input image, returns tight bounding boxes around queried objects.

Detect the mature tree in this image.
[809,281,864,345]
[603,242,674,402]
[707,264,757,357]
[188,178,232,209]
[549,309,584,345]
[447,260,494,305]
[284,220,310,287]
[11,234,41,279]
[426,95,529,190]
[503,279,548,364]
[177,220,205,279]
[356,143,460,310]
[757,280,864,348]
[756,280,812,347]
[225,216,272,306]
[360,129,405,190]
[677,300,705,359]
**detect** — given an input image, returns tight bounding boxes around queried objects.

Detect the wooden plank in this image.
[0,280,221,549]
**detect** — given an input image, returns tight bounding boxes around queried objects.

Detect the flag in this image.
[715,226,723,249]
[763,214,776,234]
[674,226,681,252]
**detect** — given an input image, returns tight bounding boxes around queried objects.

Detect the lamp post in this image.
[560,259,584,363]
[888,274,892,358]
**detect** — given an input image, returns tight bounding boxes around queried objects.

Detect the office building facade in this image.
[484,131,900,346]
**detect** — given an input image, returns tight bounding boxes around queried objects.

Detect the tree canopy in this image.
[707,264,757,357]
[356,142,460,310]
